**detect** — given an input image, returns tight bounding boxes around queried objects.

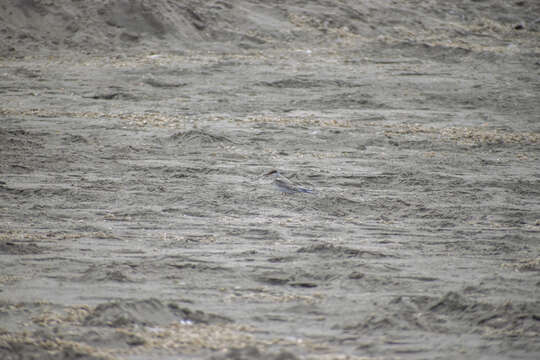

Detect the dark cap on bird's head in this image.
[264,170,280,176]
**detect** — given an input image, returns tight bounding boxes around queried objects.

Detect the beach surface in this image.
[1,1,539,359]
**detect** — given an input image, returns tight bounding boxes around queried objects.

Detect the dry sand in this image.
[1,1,539,359]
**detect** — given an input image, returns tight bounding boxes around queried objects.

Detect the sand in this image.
[1,0,539,359]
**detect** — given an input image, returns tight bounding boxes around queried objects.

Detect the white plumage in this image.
[263,170,314,194]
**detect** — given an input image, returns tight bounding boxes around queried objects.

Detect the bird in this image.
[263,170,314,194]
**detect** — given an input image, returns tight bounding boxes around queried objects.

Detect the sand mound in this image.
[0,0,204,55]
[3,0,537,56]
[0,0,302,55]
[83,298,232,327]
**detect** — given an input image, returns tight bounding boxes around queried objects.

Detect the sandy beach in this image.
[1,1,539,359]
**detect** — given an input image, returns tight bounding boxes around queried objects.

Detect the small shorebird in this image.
[263,170,314,194]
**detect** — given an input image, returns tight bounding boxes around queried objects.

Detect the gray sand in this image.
[1,1,539,359]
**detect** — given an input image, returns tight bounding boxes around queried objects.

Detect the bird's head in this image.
[263,170,281,178]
